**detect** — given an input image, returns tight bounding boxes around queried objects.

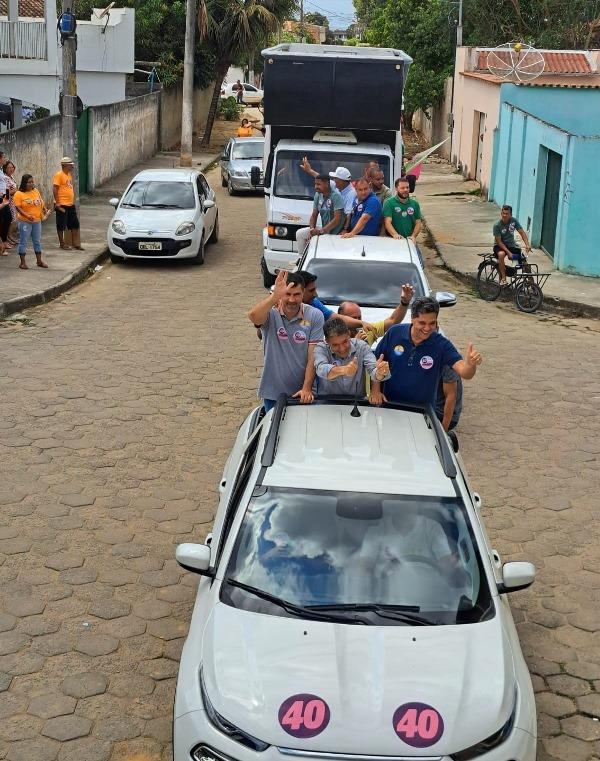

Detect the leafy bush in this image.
[218,96,242,121]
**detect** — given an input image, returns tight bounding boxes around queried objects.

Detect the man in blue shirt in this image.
[341,178,382,238]
[370,296,482,406]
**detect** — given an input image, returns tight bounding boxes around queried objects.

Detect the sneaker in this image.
[499,279,508,286]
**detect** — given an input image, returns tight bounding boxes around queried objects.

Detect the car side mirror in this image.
[220,153,227,160]
[497,561,535,594]
[109,197,119,207]
[473,491,482,510]
[250,165,261,187]
[202,199,215,211]
[175,543,213,576]
[436,291,457,307]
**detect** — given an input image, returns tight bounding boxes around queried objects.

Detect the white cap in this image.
[329,167,352,181]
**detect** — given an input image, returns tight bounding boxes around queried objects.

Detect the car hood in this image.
[269,196,312,226]
[230,158,263,171]
[202,601,515,756]
[114,207,196,234]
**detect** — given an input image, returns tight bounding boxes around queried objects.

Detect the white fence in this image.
[0,20,47,60]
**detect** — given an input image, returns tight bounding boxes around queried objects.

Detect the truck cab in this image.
[259,43,412,287]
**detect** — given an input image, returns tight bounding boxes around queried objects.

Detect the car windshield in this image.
[222,488,493,625]
[121,181,195,209]
[274,150,391,201]
[232,142,264,160]
[306,259,425,308]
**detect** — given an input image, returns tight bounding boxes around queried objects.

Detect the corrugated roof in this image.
[477,50,592,75]
[0,0,45,17]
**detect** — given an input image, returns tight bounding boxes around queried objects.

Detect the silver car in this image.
[220,136,264,195]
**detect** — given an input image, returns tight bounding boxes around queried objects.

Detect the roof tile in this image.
[0,0,45,17]
[477,50,592,75]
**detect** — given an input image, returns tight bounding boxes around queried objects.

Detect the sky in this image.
[302,0,357,30]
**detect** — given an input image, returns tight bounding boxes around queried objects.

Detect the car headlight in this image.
[275,225,287,237]
[450,689,517,760]
[111,219,126,235]
[175,222,195,236]
[232,170,248,177]
[200,670,269,752]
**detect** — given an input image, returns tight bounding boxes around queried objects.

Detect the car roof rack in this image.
[259,394,457,479]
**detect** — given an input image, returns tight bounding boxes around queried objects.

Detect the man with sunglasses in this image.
[370,296,482,407]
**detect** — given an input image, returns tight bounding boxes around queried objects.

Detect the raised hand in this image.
[375,353,389,381]
[465,341,482,367]
[272,269,289,302]
[401,283,415,303]
[300,156,312,173]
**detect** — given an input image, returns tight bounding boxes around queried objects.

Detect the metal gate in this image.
[76,108,89,195]
[540,149,562,258]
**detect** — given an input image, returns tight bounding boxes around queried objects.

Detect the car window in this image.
[306,259,424,308]
[222,489,493,625]
[232,142,264,160]
[198,175,211,198]
[274,150,391,200]
[245,84,257,92]
[121,181,195,209]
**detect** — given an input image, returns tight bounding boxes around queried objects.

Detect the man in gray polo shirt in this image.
[248,270,324,411]
[314,317,390,399]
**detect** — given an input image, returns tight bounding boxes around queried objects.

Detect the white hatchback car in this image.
[107,169,218,265]
[295,235,456,322]
[221,81,264,105]
[174,397,537,761]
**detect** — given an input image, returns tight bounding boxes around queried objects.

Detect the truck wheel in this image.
[261,257,275,288]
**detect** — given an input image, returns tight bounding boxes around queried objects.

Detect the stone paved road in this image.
[0,169,599,761]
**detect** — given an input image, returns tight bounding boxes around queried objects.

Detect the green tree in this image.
[304,11,328,26]
[197,0,296,146]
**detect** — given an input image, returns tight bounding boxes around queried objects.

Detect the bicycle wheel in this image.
[476,262,502,301]
[515,281,543,313]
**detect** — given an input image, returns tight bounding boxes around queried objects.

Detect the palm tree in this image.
[198,0,295,147]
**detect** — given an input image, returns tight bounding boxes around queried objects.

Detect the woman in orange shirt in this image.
[236,118,261,137]
[13,174,51,270]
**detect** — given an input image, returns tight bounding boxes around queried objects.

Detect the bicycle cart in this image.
[476,253,551,313]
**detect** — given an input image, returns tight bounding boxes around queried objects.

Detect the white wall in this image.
[78,72,126,107]
[77,8,135,74]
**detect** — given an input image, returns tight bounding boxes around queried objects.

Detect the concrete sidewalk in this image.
[418,161,600,317]
[0,150,219,318]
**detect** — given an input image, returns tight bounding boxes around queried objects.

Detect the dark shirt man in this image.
[371,297,482,406]
[367,167,392,205]
[248,271,324,411]
[341,178,382,237]
[493,204,532,285]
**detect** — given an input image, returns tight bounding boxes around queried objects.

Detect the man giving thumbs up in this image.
[370,296,482,407]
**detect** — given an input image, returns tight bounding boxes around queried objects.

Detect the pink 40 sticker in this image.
[393,702,444,748]
[278,694,330,738]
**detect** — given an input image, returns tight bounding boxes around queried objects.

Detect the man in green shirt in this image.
[383,176,423,242]
[492,204,532,285]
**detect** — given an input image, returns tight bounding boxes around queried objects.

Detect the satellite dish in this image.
[97,2,115,19]
[486,42,545,82]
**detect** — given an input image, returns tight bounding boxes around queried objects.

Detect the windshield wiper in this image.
[225,578,368,624]
[143,203,183,208]
[306,603,437,626]
[121,202,141,207]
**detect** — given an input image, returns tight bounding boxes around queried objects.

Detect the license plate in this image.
[138,242,162,251]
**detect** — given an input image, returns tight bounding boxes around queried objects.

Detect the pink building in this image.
[450,47,600,195]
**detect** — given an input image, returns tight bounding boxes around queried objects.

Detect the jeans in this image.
[18,220,42,255]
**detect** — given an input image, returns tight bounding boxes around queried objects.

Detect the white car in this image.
[295,235,457,323]
[173,397,537,761]
[221,81,264,105]
[107,169,219,265]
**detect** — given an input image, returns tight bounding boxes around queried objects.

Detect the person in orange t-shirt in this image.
[13,173,51,269]
[236,118,261,137]
[53,156,83,250]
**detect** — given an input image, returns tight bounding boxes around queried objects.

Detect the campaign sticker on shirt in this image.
[393,702,444,748]
[393,345,405,356]
[357,204,364,212]
[407,207,415,215]
[420,355,434,370]
[277,327,289,341]
[395,206,402,213]
[279,694,330,738]
[401,211,408,217]
[293,330,307,344]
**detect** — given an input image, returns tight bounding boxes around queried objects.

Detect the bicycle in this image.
[476,253,550,313]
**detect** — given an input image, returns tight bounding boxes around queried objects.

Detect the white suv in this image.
[174,397,537,761]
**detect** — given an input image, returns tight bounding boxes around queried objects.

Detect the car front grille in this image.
[113,238,191,256]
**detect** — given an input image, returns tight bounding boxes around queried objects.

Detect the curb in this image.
[424,222,600,320]
[0,248,108,320]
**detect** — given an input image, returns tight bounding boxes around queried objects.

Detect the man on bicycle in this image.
[493,205,532,286]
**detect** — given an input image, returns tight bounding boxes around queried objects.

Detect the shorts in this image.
[55,204,79,231]
[493,244,523,263]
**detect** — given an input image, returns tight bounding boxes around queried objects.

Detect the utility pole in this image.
[456,0,463,46]
[61,1,79,199]
[299,0,305,42]
[180,0,196,167]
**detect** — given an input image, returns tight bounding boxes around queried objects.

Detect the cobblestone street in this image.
[1,167,599,761]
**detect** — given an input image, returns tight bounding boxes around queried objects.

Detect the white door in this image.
[475,112,486,183]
